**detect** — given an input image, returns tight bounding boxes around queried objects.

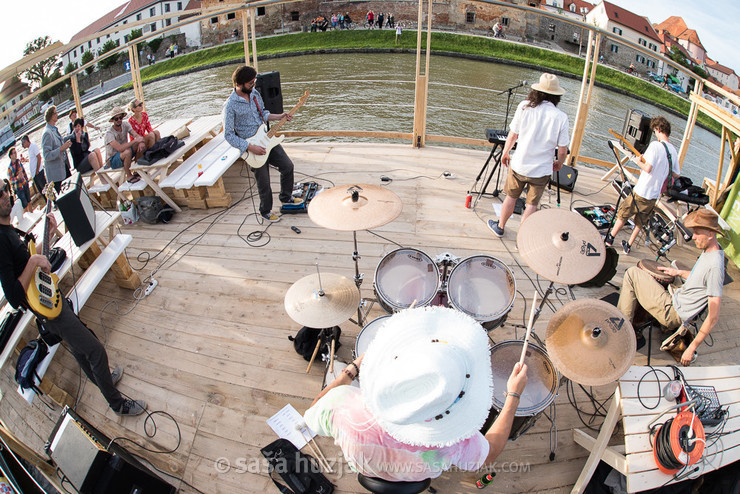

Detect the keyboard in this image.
[486,129,508,145]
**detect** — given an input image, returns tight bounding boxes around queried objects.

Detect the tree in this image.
[65,62,77,75]
[98,40,120,69]
[21,36,60,87]
[129,28,143,42]
[38,69,64,102]
[81,50,95,75]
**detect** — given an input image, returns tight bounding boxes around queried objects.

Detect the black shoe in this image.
[622,240,631,254]
[115,399,147,416]
[604,233,614,247]
[636,331,646,350]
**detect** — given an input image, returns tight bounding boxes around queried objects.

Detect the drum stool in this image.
[357,474,433,494]
[599,292,656,365]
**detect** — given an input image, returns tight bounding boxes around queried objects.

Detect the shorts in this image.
[110,152,124,170]
[504,170,550,206]
[616,194,655,226]
[14,185,31,208]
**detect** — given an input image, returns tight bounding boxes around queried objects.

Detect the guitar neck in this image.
[266,106,300,139]
[41,202,53,258]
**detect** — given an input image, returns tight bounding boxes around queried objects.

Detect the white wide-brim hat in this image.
[360,306,493,447]
[531,73,565,96]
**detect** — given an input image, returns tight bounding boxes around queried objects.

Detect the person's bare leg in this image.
[521,203,538,224]
[609,218,626,238]
[123,149,135,180]
[498,195,517,229]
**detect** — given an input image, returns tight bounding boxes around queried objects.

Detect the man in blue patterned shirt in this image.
[223,66,296,222]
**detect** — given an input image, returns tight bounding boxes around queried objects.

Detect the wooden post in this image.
[128,45,144,105]
[569,30,600,166]
[250,8,258,71]
[70,74,82,119]
[677,80,703,168]
[712,127,728,207]
[242,8,251,64]
[412,0,430,148]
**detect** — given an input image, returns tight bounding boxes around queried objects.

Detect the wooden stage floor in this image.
[1,143,738,493]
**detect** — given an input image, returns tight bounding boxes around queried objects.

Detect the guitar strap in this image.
[253,95,269,130]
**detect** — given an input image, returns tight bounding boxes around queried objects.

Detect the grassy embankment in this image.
[135,30,718,132]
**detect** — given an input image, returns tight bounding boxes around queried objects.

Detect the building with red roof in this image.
[706,58,738,92]
[654,16,706,66]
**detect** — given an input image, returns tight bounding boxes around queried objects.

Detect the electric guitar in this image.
[608,129,646,164]
[245,91,310,169]
[26,184,62,320]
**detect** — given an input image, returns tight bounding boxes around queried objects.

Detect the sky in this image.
[0,0,738,77]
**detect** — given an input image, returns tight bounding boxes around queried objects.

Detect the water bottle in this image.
[465,192,472,208]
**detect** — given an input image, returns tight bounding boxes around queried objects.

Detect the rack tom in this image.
[374,249,440,312]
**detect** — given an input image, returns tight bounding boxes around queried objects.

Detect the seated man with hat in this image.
[305,306,528,482]
[104,106,145,183]
[617,208,725,365]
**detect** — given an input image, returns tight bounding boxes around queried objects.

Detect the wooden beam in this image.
[242,9,250,64]
[713,127,728,208]
[678,93,699,167]
[250,8,258,70]
[70,74,82,119]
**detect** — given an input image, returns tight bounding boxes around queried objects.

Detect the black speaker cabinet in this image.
[550,165,579,192]
[56,172,96,246]
[47,407,176,494]
[622,109,652,154]
[256,71,284,114]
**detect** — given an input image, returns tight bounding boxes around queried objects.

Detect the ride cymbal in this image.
[545,299,636,386]
[517,209,606,284]
[285,273,360,327]
[308,184,402,231]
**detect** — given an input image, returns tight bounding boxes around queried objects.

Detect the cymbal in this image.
[545,299,636,386]
[285,273,360,327]
[308,184,402,231]
[517,209,606,284]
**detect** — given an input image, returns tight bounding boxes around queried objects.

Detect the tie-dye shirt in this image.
[304,386,489,482]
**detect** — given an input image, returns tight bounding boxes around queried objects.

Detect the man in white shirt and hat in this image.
[304,306,528,482]
[488,73,570,239]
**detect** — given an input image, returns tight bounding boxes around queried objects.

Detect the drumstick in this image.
[519,292,538,365]
[329,337,336,373]
[306,338,322,373]
[297,424,332,472]
[408,299,418,309]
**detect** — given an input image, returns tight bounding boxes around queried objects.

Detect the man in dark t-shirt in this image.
[0,180,146,415]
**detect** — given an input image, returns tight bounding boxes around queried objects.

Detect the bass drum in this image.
[446,255,516,330]
[374,249,440,313]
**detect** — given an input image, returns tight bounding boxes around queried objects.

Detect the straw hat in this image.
[531,73,565,96]
[360,306,493,447]
[685,208,723,236]
[109,106,127,122]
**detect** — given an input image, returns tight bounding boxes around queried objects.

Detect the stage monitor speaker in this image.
[256,71,284,114]
[622,109,652,154]
[56,172,96,246]
[47,407,176,494]
[550,165,578,192]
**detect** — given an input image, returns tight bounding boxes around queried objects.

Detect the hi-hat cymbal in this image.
[517,209,606,284]
[285,273,360,327]
[308,184,402,231]
[545,299,636,386]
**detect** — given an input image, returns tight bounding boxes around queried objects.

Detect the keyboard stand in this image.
[472,140,505,206]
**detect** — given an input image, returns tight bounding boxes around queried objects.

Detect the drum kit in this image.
[284,185,638,454]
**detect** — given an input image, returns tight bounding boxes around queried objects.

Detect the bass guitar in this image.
[245,91,310,169]
[608,129,646,164]
[26,184,62,320]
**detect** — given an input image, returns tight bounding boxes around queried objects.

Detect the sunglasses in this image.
[135,102,143,107]
[113,116,124,122]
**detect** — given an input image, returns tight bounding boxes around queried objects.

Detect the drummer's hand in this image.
[507,362,528,395]
[656,266,678,277]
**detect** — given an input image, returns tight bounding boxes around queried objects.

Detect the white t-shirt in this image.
[509,100,570,178]
[27,142,42,176]
[673,249,724,322]
[633,140,680,200]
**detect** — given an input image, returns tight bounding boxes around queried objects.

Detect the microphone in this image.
[521,80,528,87]
[676,219,693,241]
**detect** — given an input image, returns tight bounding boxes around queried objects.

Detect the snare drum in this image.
[481,341,559,440]
[374,249,440,313]
[354,315,391,358]
[637,259,674,287]
[447,255,516,330]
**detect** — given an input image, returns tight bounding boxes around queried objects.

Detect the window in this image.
[638,38,647,46]
[177,2,182,10]
[291,11,299,21]
[165,18,171,26]
[150,22,157,32]
[150,7,155,16]
[227,12,236,20]
[610,44,619,53]
[570,4,576,12]
[210,16,218,24]
[97,37,100,43]
[136,13,142,21]
[613,27,622,35]
[88,41,92,48]
[501,17,509,27]
[649,43,657,51]
[548,23,555,32]
[124,34,129,43]
[466,12,475,23]
[123,20,127,24]
[636,54,645,63]
[73,49,76,58]
[165,3,170,13]
[647,60,656,68]
[257,6,265,16]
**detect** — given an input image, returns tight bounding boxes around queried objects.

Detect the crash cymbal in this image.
[517,209,606,284]
[545,299,636,386]
[285,273,360,327]
[308,184,402,231]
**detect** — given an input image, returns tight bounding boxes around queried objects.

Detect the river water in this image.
[24,53,729,185]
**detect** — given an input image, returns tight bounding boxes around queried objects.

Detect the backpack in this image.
[135,196,175,224]
[137,136,184,165]
[288,326,341,361]
[15,339,48,394]
[578,246,619,288]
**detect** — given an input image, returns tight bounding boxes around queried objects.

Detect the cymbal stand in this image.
[531,280,556,328]
[349,230,376,327]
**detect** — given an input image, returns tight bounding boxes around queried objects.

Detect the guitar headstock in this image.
[297,91,310,108]
[43,183,56,203]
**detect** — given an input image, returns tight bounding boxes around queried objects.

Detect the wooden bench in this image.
[159,132,242,209]
[572,365,740,493]
[18,234,134,405]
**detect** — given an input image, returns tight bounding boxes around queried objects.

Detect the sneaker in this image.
[283,197,303,204]
[622,240,631,255]
[110,366,124,386]
[261,212,281,222]
[487,219,504,237]
[635,331,646,350]
[115,399,147,416]
[604,233,614,247]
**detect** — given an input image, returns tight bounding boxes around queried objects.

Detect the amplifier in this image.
[550,165,578,192]
[574,204,616,231]
[46,407,176,494]
[56,172,96,246]
[622,109,651,154]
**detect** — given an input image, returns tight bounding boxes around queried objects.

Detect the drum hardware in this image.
[545,299,636,387]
